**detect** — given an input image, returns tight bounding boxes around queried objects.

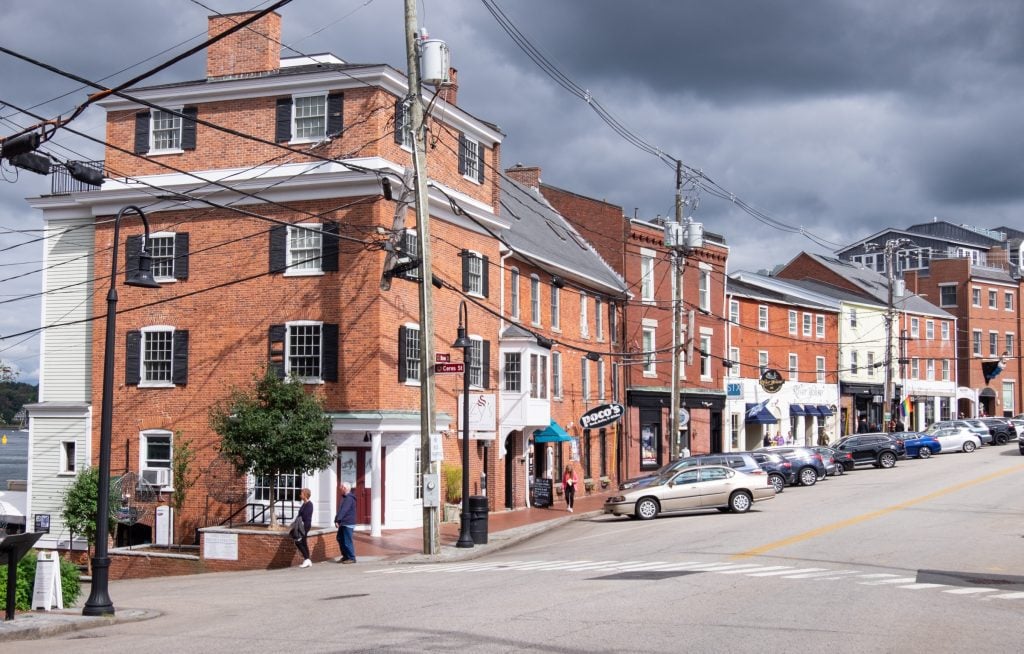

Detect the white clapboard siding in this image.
[27,413,90,550]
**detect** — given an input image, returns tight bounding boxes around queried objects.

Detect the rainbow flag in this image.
[900,396,913,418]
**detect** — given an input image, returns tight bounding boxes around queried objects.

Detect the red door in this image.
[337,448,385,525]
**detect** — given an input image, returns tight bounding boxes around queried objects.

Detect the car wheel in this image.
[918,447,932,459]
[635,497,659,520]
[963,440,977,453]
[729,491,752,513]
[878,451,897,468]
[996,433,1008,445]
[799,467,818,486]
[769,474,785,494]
[835,464,844,476]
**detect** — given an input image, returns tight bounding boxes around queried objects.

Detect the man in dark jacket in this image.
[335,482,357,564]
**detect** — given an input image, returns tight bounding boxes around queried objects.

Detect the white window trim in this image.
[402,322,422,387]
[729,347,740,378]
[788,310,797,335]
[941,321,950,341]
[464,250,485,297]
[910,317,920,338]
[642,319,657,377]
[550,284,561,332]
[140,429,174,490]
[971,286,982,307]
[59,440,77,476]
[802,312,812,337]
[640,249,656,304]
[138,325,177,389]
[700,333,713,381]
[758,350,769,375]
[149,106,184,155]
[938,283,958,308]
[530,274,541,326]
[925,320,934,340]
[699,270,711,311]
[284,223,325,277]
[148,231,178,283]
[290,91,329,145]
[461,134,482,184]
[729,300,740,326]
[552,350,563,399]
[1005,291,1015,312]
[816,356,826,383]
[468,335,484,389]
[286,320,326,384]
[789,353,798,382]
[510,268,520,321]
[594,297,604,341]
[758,306,769,331]
[816,314,825,339]
[579,292,589,339]
[972,329,982,356]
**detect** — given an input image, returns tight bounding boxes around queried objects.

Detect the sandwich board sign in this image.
[32,550,63,610]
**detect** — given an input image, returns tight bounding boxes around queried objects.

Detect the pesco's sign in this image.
[579,403,625,430]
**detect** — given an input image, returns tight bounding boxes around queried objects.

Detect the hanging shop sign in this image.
[579,403,625,430]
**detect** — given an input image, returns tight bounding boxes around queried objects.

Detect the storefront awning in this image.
[803,404,822,417]
[533,421,573,443]
[745,403,778,425]
[789,404,807,416]
[816,405,834,417]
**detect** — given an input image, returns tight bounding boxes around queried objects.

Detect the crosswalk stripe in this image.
[719,565,791,575]
[859,577,916,585]
[897,583,948,590]
[785,570,858,579]
[989,592,1024,600]
[780,568,829,578]
[942,587,998,595]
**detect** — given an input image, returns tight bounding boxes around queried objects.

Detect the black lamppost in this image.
[82,205,161,617]
[451,301,475,549]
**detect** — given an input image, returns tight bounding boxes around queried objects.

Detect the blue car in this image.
[901,432,942,459]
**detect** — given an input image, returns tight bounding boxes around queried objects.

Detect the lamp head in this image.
[126,249,161,288]
[452,326,472,349]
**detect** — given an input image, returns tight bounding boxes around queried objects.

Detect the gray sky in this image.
[2,0,1023,384]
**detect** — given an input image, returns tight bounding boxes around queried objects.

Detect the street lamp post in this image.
[451,301,475,549]
[82,205,161,617]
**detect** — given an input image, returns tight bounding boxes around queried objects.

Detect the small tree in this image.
[170,434,198,545]
[210,368,334,528]
[62,467,116,574]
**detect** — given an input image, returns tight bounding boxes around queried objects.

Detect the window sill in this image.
[153,277,178,284]
[57,472,76,477]
[148,148,184,156]
[462,174,483,185]
[139,382,175,389]
[404,379,422,387]
[289,137,327,146]
[283,270,325,277]
[643,371,657,378]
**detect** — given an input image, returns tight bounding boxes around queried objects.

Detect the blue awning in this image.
[745,403,778,425]
[816,405,834,417]
[801,404,821,417]
[789,404,807,416]
[533,421,573,443]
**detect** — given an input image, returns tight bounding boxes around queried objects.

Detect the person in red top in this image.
[562,464,579,513]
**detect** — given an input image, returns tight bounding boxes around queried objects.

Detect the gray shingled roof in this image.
[499,178,628,298]
[727,276,835,311]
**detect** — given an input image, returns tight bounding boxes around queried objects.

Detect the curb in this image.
[0,607,160,642]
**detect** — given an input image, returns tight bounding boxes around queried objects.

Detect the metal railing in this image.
[49,160,103,195]
[220,500,301,527]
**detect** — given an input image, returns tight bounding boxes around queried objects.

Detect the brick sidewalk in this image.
[354,488,613,561]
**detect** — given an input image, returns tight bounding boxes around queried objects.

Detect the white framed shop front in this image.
[725,379,840,451]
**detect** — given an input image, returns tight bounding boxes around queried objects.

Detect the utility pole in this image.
[870,238,910,433]
[404,0,439,555]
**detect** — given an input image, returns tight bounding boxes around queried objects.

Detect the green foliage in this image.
[61,467,117,557]
[0,551,82,611]
[171,434,198,545]
[442,461,462,504]
[209,368,334,526]
[0,380,36,424]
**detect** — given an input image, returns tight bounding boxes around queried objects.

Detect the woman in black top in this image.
[296,487,314,568]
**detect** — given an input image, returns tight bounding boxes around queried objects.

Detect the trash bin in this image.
[468,495,489,545]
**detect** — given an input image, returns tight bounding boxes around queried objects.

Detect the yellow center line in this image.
[732,463,1024,560]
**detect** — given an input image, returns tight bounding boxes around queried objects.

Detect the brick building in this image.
[24,11,625,550]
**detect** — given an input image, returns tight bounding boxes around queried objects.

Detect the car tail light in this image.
[813,453,823,462]
[749,469,765,475]
[782,462,792,470]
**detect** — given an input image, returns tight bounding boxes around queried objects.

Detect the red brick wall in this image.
[206,12,281,79]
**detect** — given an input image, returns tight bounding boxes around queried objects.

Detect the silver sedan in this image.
[604,465,775,519]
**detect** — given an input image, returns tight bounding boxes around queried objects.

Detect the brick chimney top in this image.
[505,164,541,189]
[440,68,459,105]
[206,12,282,80]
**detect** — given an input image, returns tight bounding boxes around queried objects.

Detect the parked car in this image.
[927,426,982,453]
[618,452,762,490]
[1008,418,1024,441]
[748,451,796,493]
[900,432,942,458]
[977,417,1015,445]
[754,446,827,486]
[827,447,856,472]
[831,434,903,468]
[604,465,775,519]
[811,446,844,476]
[927,420,992,445]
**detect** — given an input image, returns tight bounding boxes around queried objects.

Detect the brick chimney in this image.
[206,11,282,79]
[441,68,459,105]
[505,163,541,189]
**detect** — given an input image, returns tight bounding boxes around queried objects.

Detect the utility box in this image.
[155,506,172,546]
[420,38,450,86]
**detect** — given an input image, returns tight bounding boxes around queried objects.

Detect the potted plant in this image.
[600,476,611,489]
[442,462,462,522]
[583,478,596,493]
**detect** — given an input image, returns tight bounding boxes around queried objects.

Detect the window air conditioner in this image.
[141,468,170,488]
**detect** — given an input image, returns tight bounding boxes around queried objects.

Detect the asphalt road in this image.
[15,444,1024,653]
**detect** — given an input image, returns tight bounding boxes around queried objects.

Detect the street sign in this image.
[435,353,450,363]
[434,362,464,374]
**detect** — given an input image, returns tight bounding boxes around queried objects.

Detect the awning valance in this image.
[816,405,834,417]
[803,404,822,417]
[533,421,573,443]
[745,403,778,425]
[789,404,807,416]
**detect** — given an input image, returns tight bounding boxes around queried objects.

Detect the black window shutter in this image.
[269,324,286,378]
[125,235,142,283]
[125,331,142,385]
[269,225,287,273]
[397,326,408,382]
[172,330,189,386]
[461,250,470,292]
[321,221,339,272]
[394,100,407,144]
[134,112,150,154]
[481,340,491,389]
[326,93,344,138]
[322,323,339,382]
[458,133,468,175]
[477,142,485,183]
[481,255,490,297]
[174,232,190,280]
[275,98,292,142]
[181,106,198,150]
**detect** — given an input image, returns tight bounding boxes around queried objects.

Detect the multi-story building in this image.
[776,253,957,431]
[23,11,625,550]
[725,273,841,448]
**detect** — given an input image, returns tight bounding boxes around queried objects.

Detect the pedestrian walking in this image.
[335,482,357,564]
[762,434,771,447]
[291,487,314,568]
[562,464,578,513]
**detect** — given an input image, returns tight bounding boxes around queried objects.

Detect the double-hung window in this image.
[597,359,606,399]
[142,327,174,385]
[910,317,920,338]
[802,313,812,337]
[594,298,603,340]
[700,335,712,379]
[530,275,541,325]
[400,325,421,383]
[816,356,826,383]
[729,347,740,378]
[293,94,327,141]
[758,306,769,331]
[816,315,825,338]
[973,330,982,356]
[288,322,324,381]
[1007,333,1015,356]
[866,352,874,377]
[990,331,999,356]
[126,327,188,388]
[788,353,798,381]
[579,292,589,338]
[151,109,183,151]
[287,224,323,274]
[469,338,484,387]
[253,470,302,503]
[939,284,957,307]
[642,325,656,375]
[640,250,655,303]
[552,351,562,398]
[504,352,522,392]
[581,358,590,400]
[925,320,934,340]
[276,93,342,143]
[148,233,176,281]
[699,270,710,311]
[530,353,547,399]
[758,351,769,376]
[1006,292,1014,311]
[461,251,488,297]
[850,350,858,375]
[459,133,484,183]
[788,310,797,335]
[510,269,520,320]
[941,322,950,340]
[989,290,998,309]
[140,429,173,488]
[730,300,740,326]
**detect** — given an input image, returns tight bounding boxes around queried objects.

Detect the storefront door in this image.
[337,448,385,526]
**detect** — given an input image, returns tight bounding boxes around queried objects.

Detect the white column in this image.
[370,431,382,537]
[916,400,926,431]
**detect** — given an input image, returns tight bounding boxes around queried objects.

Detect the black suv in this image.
[754,446,827,486]
[747,451,796,493]
[832,433,904,468]
[977,417,1014,445]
